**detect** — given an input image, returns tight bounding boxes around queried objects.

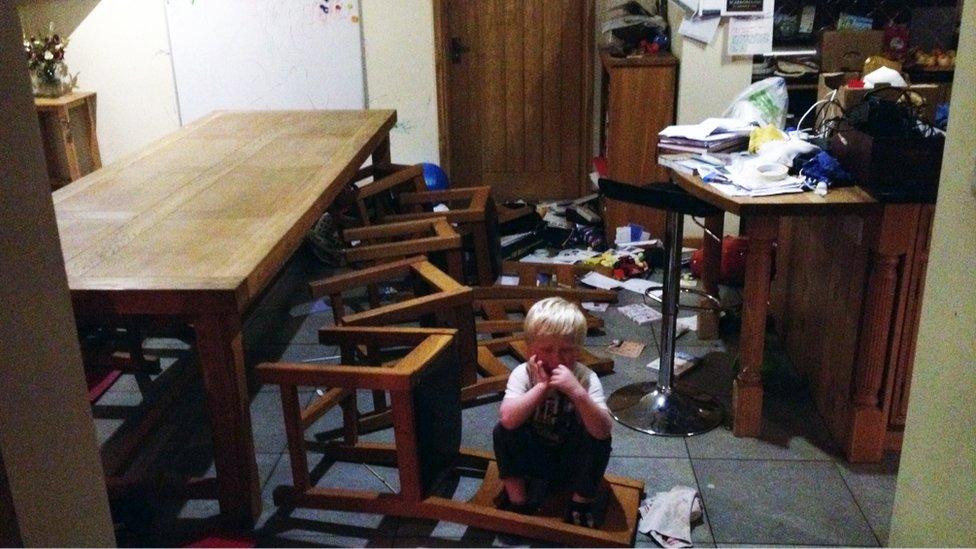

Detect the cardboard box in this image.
[816,72,949,125]
[819,30,885,72]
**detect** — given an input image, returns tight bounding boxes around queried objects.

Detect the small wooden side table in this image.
[35,91,102,189]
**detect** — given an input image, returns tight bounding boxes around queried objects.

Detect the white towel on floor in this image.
[638,485,703,547]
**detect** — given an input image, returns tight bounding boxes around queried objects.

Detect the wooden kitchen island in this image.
[671,171,932,462]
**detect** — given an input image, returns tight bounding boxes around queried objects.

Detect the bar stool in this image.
[598,179,724,436]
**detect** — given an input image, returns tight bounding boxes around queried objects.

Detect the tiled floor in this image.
[96,248,900,547]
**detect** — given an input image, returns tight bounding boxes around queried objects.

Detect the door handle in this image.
[449,37,470,64]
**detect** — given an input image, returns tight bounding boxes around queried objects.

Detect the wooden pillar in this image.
[733,216,778,437]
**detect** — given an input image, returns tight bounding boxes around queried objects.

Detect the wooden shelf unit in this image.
[35,91,101,189]
[598,51,677,239]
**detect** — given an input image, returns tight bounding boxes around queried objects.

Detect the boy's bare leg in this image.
[502,477,528,505]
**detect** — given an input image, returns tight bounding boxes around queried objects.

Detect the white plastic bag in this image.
[722,77,789,129]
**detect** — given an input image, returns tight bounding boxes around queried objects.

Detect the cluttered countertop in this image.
[655,61,947,207]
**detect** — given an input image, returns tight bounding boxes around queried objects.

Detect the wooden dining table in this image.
[53,109,396,526]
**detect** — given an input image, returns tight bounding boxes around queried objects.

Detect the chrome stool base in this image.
[607,382,724,437]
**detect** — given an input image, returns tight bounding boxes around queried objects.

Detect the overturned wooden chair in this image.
[338,162,501,285]
[258,326,644,547]
[307,256,618,438]
[338,217,463,305]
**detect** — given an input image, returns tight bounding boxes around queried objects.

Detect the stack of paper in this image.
[658,118,754,155]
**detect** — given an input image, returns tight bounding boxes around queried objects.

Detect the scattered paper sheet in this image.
[581,302,610,313]
[647,351,698,377]
[676,316,698,337]
[621,278,659,295]
[607,340,646,358]
[617,303,663,325]
[678,14,721,45]
[580,271,622,290]
[498,275,520,286]
[550,248,601,265]
[728,15,773,56]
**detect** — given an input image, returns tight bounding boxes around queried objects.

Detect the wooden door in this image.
[436,0,593,201]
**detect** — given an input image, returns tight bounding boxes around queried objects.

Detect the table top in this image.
[671,170,879,217]
[34,91,96,110]
[54,110,396,315]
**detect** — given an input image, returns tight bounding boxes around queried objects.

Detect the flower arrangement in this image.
[23,23,75,97]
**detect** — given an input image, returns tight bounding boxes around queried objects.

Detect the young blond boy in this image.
[493,297,613,527]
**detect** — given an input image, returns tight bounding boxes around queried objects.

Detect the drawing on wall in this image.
[317,0,360,23]
[165,0,365,125]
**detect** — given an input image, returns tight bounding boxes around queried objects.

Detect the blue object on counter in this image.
[652,33,670,52]
[420,162,450,191]
[800,151,851,187]
[935,102,950,130]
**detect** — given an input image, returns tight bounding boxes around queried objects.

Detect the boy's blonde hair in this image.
[524,297,587,345]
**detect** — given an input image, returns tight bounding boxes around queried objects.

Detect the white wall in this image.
[18,0,180,165]
[18,0,439,167]
[361,0,440,165]
[889,0,976,544]
[666,5,752,236]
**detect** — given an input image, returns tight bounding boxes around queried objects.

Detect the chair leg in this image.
[471,222,494,286]
[445,249,465,283]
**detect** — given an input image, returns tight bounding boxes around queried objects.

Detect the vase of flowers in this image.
[24,24,75,98]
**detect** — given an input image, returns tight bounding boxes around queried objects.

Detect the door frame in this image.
[432,0,595,197]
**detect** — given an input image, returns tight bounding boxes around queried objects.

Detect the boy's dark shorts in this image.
[492,421,611,499]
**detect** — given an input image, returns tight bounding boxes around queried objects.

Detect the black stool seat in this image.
[599,179,722,218]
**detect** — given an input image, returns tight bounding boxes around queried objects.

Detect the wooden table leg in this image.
[698,214,724,340]
[372,135,392,169]
[193,314,261,527]
[733,216,778,437]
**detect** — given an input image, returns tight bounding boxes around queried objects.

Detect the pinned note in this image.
[728,15,773,56]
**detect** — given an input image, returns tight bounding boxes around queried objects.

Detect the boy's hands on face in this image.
[549,364,586,401]
[528,354,551,388]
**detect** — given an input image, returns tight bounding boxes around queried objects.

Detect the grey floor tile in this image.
[396,473,498,541]
[461,400,502,453]
[835,453,899,545]
[245,343,342,392]
[694,459,877,546]
[257,533,393,547]
[608,457,714,546]
[608,420,689,458]
[393,536,548,547]
[245,308,337,346]
[150,453,283,527]
[257,453,401,540]
[250,391,318,453]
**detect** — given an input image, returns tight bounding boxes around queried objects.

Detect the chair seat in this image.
[598,179,722,218]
